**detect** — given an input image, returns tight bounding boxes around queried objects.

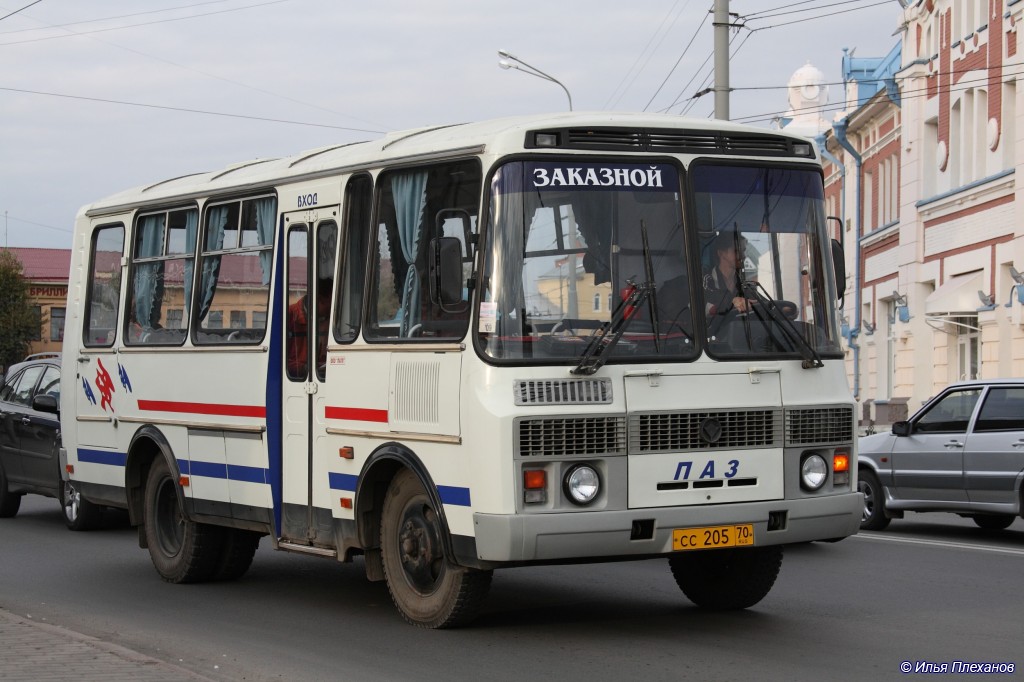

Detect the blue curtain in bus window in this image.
[134,214,165,330]
[392,172,428,337]
[182,209,199,312]
[254,197,275,284]
[199,205,229,321]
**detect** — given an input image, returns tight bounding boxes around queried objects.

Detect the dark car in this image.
[858,379,1024,531]
[0,355,103,530]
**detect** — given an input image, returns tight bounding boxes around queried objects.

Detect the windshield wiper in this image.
[740,281,823,369]
[640,220,661,354]
[571,278,652,376]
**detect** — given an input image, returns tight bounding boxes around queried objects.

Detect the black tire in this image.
[61,479,104,531]
[971,514,1015,531]
[143,458,224,583]
[213,529,261,581]
[668,545,783,610]
[380,469,491,628]
[0,464,21,518]
[858,468,891,531]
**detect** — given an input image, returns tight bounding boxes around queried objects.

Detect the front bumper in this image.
[473,492,862,562]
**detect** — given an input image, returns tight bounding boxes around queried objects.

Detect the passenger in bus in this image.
[286,278,331,378]
[703,231,755,318]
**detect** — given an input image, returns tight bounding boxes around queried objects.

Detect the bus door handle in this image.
[78,355,92,364]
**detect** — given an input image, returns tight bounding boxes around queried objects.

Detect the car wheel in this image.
[143,458,224,583]
[668,545,783,610]
[380,469,492,628]
[858,468,890,531]
[61,479,103,531]
[0,464,21,518]
[971,514,1015,531]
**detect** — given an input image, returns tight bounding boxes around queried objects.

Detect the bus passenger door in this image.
[281,210,338,546]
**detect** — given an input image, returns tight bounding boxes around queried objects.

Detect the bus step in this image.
[278,541,338,558]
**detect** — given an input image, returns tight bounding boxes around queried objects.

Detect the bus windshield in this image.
[479,159,841,364]
[479,159,697,363]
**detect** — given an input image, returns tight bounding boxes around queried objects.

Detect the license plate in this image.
[672,524,755,551]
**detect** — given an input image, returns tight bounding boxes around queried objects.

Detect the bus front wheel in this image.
[380,469,491,628]
[668,545,783,610]
[143,458,223,583]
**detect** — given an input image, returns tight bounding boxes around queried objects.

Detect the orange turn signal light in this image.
[340,497,353,509]
[179,476,191,487]
[524,469,546,490]
[833,452,850,473]
[65,464,74,475]
[339,446,354,460]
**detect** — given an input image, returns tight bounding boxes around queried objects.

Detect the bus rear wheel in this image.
[144,458,223,583]
[380,469,491,628]
[668,545,783,610]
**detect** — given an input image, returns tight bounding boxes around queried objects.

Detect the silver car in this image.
[858,379,1024,531]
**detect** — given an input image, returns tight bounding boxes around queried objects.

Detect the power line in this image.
[2,214,70,234]
[0,86,388,133]
[0,0,294,46]
[0,0,41,23]
[743,0,825,19]
[643,4,711,112]
[3,2,390,131]
[605,0,692,109]
[0,0,229,35]
[745,0,894,31]
[747,0,873,21]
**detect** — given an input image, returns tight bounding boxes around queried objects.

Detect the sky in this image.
[0,0,907,250]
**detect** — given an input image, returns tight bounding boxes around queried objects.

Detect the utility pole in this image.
[713,0,730,120]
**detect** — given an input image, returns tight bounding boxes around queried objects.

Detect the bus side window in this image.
[333,174,371,344]
[193,195,276,346]
[125,208,197,346]
[367,161,481,341]
[83,224,125,347]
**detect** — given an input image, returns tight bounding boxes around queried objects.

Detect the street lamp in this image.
[497,49,573,111]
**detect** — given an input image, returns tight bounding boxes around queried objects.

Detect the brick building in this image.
[810,0,1024,430]
[7,248,71,357]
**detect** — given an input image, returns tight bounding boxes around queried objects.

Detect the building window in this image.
[166,309,183,328]
[252,311,266,329]
[30,305,41,341]
[207,311,223,329]
[49,307,65,342]
[955,316,979,381]
[593,293,601,312]
[230,310,246,328]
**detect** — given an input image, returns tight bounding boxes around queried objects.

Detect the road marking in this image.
[852,532,1024,557]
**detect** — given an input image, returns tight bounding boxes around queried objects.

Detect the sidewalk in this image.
[0,607,218,682]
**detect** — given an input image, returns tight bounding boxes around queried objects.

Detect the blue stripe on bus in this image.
[438,485,471,507]
[327,474,470,507]
[78,448,127,467]
[328,472,358,491]
[178,459,268,484]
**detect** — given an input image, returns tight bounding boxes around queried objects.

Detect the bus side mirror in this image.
[428,237,463,308]
[831,239,846,300]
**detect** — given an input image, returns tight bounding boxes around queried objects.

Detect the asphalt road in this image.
[1,495,1022,682]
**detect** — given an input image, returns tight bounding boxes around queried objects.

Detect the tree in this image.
[0,250,40,371]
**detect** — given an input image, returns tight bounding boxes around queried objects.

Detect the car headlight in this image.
[563,464,600,505]
[800,453,828,491]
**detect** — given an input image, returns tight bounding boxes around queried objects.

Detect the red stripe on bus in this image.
[137,400,266,419]
[325,406,389,423]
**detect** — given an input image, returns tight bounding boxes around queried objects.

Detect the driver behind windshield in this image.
[703,231,755,317]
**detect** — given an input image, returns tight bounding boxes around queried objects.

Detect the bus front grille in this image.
[514,378,613,406]
[629,409,783,453]
[515,416,627,457]
[785,406,854,445]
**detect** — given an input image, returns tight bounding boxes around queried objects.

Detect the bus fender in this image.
[125,425,183,539]
[354,443,458,579]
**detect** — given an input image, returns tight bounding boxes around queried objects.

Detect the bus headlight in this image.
[800,453,828,491]
[563,464,600,505]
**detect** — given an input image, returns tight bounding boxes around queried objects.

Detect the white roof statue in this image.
[781,62,830,137]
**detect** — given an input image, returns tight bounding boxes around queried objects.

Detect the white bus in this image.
[61,112,860,628]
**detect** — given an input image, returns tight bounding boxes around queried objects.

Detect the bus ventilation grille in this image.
[516,416,627,457]
[785,406,854,445]
[514,378,613,406]
[532,128,806,157]
[629,409,783,453]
